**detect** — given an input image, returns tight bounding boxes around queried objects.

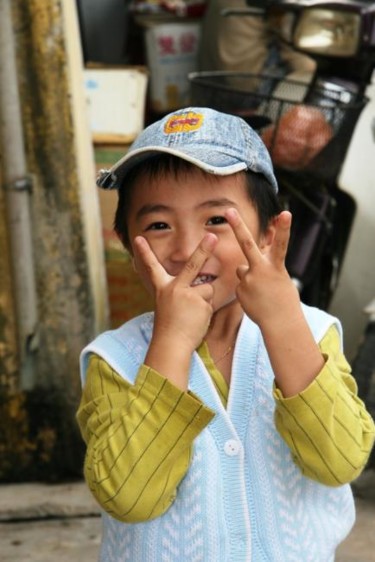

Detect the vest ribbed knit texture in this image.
[80,304,355,562]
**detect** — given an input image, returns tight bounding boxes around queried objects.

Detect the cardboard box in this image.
[94,144,154,327]
[94,144,127,231]
[84,66,148,144]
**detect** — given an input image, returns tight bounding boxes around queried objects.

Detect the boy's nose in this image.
[169,232,201,264]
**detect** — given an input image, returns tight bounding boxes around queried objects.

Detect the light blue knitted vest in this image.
[80,305,355,562]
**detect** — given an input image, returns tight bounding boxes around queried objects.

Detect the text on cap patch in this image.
[164,112,203,134]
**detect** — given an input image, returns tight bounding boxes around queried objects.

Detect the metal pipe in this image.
[0,0,38,388]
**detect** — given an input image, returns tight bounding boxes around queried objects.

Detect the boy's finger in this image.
[177,233,218,286]
[225,208,262,265]
[133,236,168,289]
[270,211,292,265]
[236,264,250,280]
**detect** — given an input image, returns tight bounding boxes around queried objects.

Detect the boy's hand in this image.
[225,208,325,396]
[133,233,218,354]
[225,208,301,330]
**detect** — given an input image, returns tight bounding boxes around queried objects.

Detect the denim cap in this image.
[96,107,278,193]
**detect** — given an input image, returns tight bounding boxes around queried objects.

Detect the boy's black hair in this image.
[114,154,281,250]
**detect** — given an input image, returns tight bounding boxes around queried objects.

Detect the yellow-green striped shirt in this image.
[76,325,375,523]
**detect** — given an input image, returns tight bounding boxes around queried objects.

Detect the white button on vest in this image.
[224,439,240,456]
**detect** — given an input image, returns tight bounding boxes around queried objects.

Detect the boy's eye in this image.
[207,216,227,226]
[145,222,169,231]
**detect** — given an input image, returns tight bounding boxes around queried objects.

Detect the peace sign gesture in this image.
[225,207,326,396]
[132,234,218,388]
[224,208,300,330]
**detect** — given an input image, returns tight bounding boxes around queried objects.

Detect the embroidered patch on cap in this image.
[164,111,203,134]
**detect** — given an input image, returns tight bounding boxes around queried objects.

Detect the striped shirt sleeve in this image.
[274,324,375,486]
[77,324,375,525]
[76,356,215,523]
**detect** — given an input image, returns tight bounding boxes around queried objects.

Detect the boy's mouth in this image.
[191,274,216,287]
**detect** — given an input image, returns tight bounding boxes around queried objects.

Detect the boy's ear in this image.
[259,221,276,253]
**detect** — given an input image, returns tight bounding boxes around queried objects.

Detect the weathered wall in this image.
[0,172,18,395]
[0,0,100,481]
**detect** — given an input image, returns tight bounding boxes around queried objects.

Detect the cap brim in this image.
[100,145,248,189]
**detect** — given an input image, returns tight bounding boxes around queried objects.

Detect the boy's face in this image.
[126,167,272,313]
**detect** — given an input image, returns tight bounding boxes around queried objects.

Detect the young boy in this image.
[77,107,374,562]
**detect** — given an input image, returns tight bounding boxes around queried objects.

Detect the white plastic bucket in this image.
[144,21,201,112]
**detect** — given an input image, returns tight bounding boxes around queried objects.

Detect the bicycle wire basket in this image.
[189,71,367,182]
